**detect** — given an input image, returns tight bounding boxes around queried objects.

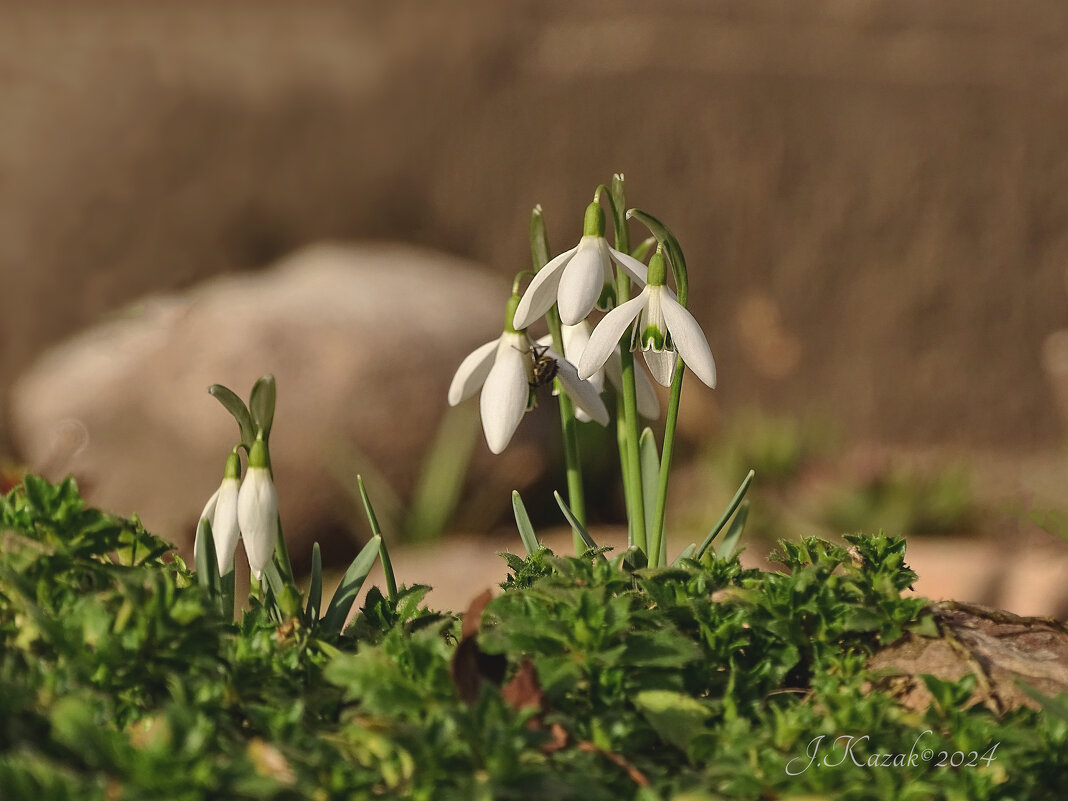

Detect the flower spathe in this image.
[449,298,610,454]
[193,451,242,576]
[238,438,279,580]
[578,251,717,389]
[512,203,649,329]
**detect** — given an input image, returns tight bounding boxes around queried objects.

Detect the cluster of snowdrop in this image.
[193,377,284,585]
[448,186,717,455]
[190,175,732,616]
[448,176,719,565]
[192,376,396,632]
[194,438,278,580]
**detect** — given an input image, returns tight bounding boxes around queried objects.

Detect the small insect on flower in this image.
[527,343,559,389]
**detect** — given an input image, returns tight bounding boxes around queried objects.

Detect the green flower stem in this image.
[598,178,647,557]
[649,358,685,566]
[272,515,295,586]
[258,439,295,587]
[546,309,587,554]
[617,337,647,555]
[626,210,692,565]
[616,393,635,548]
[530,206,586,553]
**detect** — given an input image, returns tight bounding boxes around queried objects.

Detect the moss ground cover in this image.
[2,476,1065,800]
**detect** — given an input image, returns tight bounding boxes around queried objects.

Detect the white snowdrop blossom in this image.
[238,438,279,580]
[539,321,659,421]
[578,251,717,389]
[449,298,610,454]
[193,451,242,576]
[513,202,649,329]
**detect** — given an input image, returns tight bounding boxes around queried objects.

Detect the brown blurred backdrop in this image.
[3,1,1068,610]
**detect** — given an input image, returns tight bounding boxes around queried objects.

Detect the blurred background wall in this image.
[3,0,1068,609]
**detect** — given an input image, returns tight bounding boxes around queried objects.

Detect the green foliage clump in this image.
[1,477,1065,800]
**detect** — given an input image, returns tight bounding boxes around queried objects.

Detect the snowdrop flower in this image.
[238,437,279,580]
[449,294,610,454]
[193,451,242,576]
[513,202,649,329]
[579,249,717,389]
[539,322,660,421]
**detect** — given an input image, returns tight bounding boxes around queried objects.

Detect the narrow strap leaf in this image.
[321,535,382,636]
[696,470,755,559]
[194,519,220,598]
[305,542,323,624]
[357,476,397,600]
[511,490,540,556]
[249,375,277,439]
[670,543,697,566]
[207,384,255,448]
[553,491,605,559]
[639,428,660,562]
[219,569,236,621]
[716,501,750,561]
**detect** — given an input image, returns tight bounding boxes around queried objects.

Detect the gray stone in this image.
[8,243,546,563]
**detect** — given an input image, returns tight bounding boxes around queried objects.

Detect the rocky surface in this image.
[868,602,1068,713]
[8,243,548,562]
[3,0,1068,456]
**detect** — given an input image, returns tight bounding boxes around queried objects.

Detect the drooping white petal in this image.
[578,290,649,380]
[605,352,661,419]
[238,466,279,580]
[552,354,610,426]
[561,321,602,392]
[212,477,241,575]
[479,333,531,453]
[558,236,608,325]
[193,487,221,567]
[534,325,601,422]
[448,338,500,405]
[512,246,577,329]
[642,347,678,387]
[608,246,650,285]
[633,361,661,418]
[661,292,718,388]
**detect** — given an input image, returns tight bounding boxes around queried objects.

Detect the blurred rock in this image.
[8,243,544,563]
[3,0,1068,456]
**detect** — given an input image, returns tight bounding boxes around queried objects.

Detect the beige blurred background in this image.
[3,1,1068,613]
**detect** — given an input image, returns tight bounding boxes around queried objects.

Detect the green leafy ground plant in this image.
[2,477,1066,799]
[3,177,1066,799]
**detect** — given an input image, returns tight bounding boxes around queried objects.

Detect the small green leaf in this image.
[553,491,603,557]
[219,568,235,620]
[249,375,276,439]
[511,491,540,556]
[633,690,711,751]
[529,205,550,270]
[609,173,628,248]
[697,470,755,558]
[306,542,323,624]
[208,384,255,447]
[639,428,659,548]
[1016,681,1068,722]
[841,606,884,632]
[630,236,657,262]
[357,475,396,601]
[716,500,750,561]
[671,543,697,565]
[194,519,220,598]
[322,535,382,635]
[907,613,939,638]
